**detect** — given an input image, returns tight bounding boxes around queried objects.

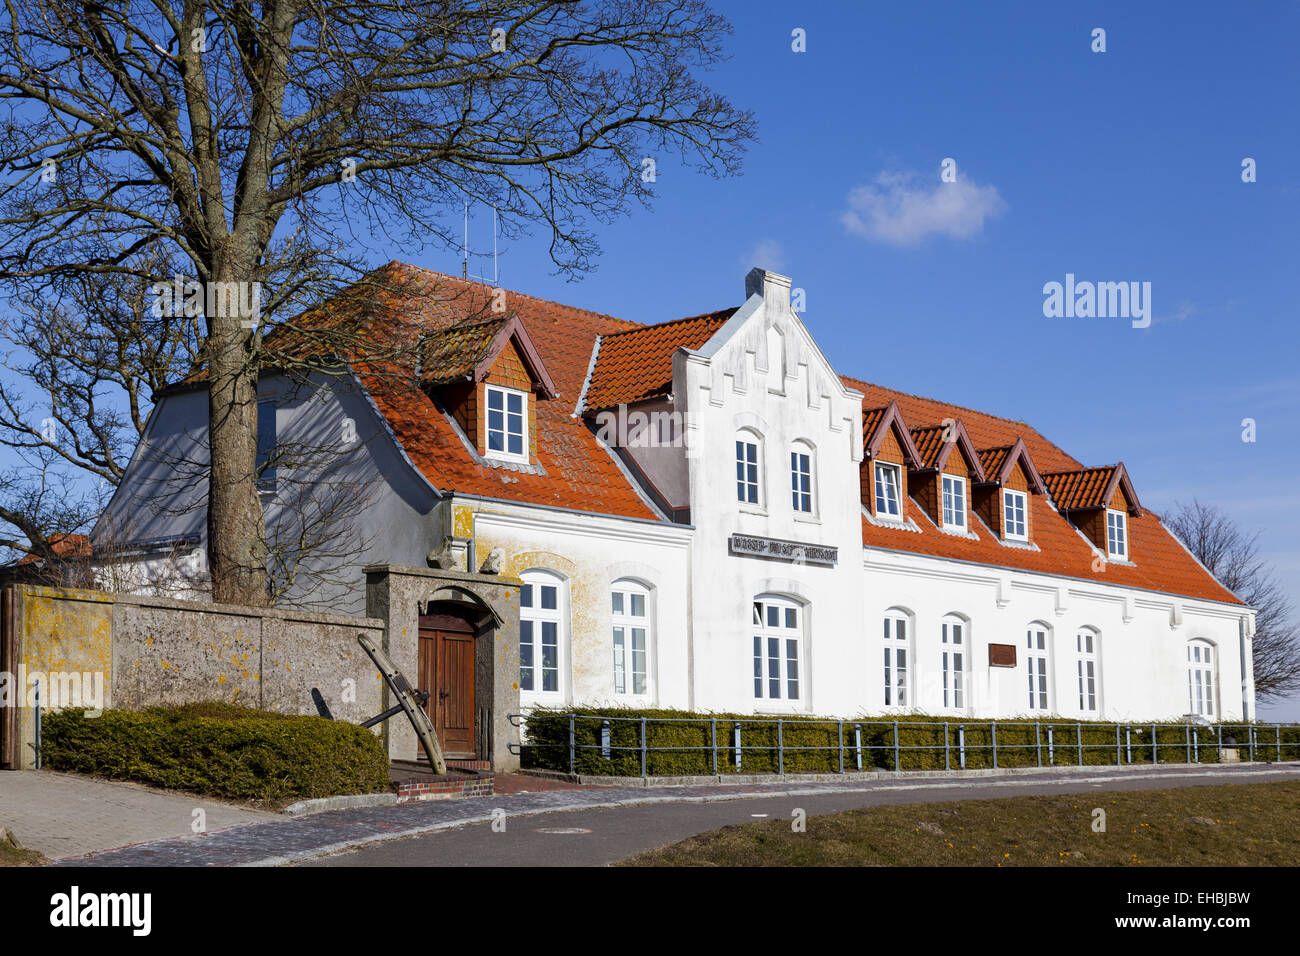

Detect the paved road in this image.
[301,763,1300,867]
[0,770,275,860]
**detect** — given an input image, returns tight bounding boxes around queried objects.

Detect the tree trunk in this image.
[206,303,268,607]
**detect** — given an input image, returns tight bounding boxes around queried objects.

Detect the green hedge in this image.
[42,703,391,801]
[521,708,1300,776]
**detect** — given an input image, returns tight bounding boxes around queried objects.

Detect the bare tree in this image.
[1165,499,1300,701]
[0,0,755,605]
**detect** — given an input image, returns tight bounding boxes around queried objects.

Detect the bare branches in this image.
[0,0,754,601]
[1165,499,1300,701]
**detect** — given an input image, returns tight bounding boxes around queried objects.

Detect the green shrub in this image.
[42,703,391,802]
[517,708,1288,776]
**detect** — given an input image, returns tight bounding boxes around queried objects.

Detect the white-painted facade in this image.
[97,269,1256,724]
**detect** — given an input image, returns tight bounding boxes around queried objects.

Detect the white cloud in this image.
[742,237,785,272]
[841,171,1007,246]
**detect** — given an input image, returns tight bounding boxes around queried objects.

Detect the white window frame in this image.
[485,384,529,463]
[735,432,762,508]
[1106,509,1128,560]
[1003,488,1028,541]
[882,609,911,708]
[790,444,814,515]
[941,615,967,710]
[519,570,567,700]
[1076,628,1099,713]
[611,579,652,699]
[1187,640,1216,718]
[752,595,803,705]
[941,474,967,531]
[1026,623,1051,711]
[874,461,902,519]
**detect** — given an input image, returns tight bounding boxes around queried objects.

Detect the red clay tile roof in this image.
[14,533,91,565]
[419,317,510,384]
[159,265,1240,606]
[843,377,1237,605]
[910,425,948,468]
[581,308,736,411]
[978,445,1012,478]
[1043,466,1118,511]
[419,314,558,398]
[977,438,1047,493]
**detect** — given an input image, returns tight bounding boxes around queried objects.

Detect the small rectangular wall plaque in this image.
[989,643,1017,667]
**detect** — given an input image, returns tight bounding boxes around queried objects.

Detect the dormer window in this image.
[1003,489,1027,540]
[486,385,527,461]
[1106,509,1128,559]
[874,462,902,519]
[942,474,967,530]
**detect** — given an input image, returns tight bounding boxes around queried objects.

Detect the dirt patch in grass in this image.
[0,829,47,867]
[620,781,1300,867]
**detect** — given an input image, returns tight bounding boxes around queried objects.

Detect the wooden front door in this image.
[417,609,477,759]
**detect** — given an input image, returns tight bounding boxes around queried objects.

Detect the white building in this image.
[98,263,1255,752]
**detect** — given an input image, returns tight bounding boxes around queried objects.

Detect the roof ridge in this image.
[842,373,1038,433]
[597,305,738,339]
[390,262,639,328]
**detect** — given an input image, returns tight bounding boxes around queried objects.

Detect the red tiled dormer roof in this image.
[158,265,1240,606]
[842,377,1234,604]
[580,308,736,411]
[1043,463,1141,515]
[908,420,986,481]
[419,314,558,398]
[977,438,1047,494]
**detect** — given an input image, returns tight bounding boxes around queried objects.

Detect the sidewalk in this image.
[0,770,276,860]
[45,761,1300,867]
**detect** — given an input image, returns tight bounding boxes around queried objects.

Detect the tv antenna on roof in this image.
[462,201,499,286]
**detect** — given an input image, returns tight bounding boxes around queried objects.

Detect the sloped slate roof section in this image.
[581,308,736,411]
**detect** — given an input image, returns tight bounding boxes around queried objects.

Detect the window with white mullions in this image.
[790,449,812,513]
[736,437,759,505]
[752,596,802,702]
[883,610,910,707]
[486,385,527,460]
[1106,509,1128,559]
[1187,640,1215,718]
[1026,624,1050,711]
[611,580,650,697]
[942,475,967,530]
[941,615,966,709]
[520,571,565,696]
[1076,628,1099,712]
[874,462,901,518]
[1003,489,1027,540]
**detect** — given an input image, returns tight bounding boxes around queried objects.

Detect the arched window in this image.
[941,615,967,709]
[790,440,815,514]
[735,429,762,506]
[1187,640,1216,718]
[882,608,911,707]
[611,579,651,698]
[1026,622,1051,711]
[520,570,567,698]
[753,595,802,702]
[1076,628,1100,713]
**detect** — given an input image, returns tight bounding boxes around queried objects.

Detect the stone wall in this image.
[1,584,384,770]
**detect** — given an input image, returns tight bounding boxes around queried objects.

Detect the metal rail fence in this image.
[508,712,1300,778]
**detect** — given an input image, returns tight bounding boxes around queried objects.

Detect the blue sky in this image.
[426,2,1300,717]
